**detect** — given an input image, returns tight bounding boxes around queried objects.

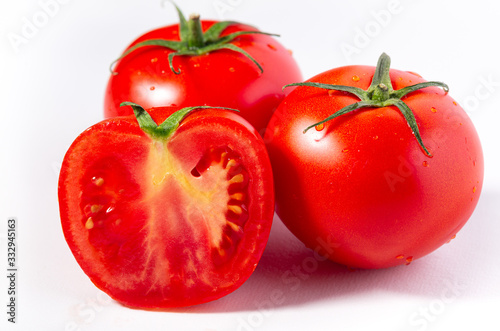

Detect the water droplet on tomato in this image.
[431,107,437,113]
[229,67,235,73]
[453,101,458,106]
[405,256,413,265]
[151,57,158,63]
[267,44,277,51]
[446,234,457,243]
[373,135,379,140]
[193,63,200,68]
[150,86,155,91]
[396,255,404,260]
[422,161,429,167]
[342,148,349,153]
[352,75,360,82]
[315,123,325,131]
[473,186,477,193]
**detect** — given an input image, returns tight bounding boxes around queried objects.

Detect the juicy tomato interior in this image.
[59,110,273,308]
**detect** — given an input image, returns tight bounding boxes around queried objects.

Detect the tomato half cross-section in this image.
[58,103,274,308]
[264,53,484,269]
[104,3,302,135]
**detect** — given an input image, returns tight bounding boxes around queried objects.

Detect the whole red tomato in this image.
[59,103,274,308]
[264,53,484,269]
[104,4,302,135]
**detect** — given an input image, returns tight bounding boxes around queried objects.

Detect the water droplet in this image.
[151,57,158,63]
[453,101,458,106]
[342,148,349,153]
[405,256,413,265]
[373,135,379,140]
[229,67,235,73]
[315,123,325,131]
[267,44,277,51]
[396,255,404,260]
[150,86,155,91]
[422,161,429,167]
[161,70,165,74]
[431,107,437,113]
[193,63,200,68]
[473,186,477,193]
[352,75,360,82]
[446,234,456,243]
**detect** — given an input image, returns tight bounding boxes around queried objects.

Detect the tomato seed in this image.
[227,205,243,215]
[92,177,104,187]
[85,217,94,230]
[230,174,244,184]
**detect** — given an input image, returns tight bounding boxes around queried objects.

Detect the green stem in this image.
[284,53,450,158]
[186,14,204,48]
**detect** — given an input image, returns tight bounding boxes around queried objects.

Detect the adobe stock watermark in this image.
[408,278,467,331]
[339,0,403,63]
[212,0,244,19]
[461,73,500,114]
[7,0,72,53]
[64,291,112,331]
[236,235,340,331]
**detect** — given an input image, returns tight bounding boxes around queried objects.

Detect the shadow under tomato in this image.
[173,188,500,314]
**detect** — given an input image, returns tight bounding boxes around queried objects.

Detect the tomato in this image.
[264,53,484,269]
[104,4,302,135]
[58,103,274,308]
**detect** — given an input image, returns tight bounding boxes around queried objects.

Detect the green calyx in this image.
[284,53,449,157]
[120,101,238,140]
[110,1,278,75]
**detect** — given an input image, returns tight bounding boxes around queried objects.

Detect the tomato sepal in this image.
[120,101,238,140]
[285,53,450,157]
[110,2,278,75]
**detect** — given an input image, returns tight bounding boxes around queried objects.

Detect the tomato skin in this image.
[104,21,302,135]
[264,65,484,269]
[59,107,274,308]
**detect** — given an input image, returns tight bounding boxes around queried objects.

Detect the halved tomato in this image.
[58,104,274,308]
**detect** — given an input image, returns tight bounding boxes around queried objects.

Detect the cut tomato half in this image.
[58,105,274,308]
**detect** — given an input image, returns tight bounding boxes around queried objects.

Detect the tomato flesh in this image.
[59,109,274,308]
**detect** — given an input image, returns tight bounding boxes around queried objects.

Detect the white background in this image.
[1,0,500,330]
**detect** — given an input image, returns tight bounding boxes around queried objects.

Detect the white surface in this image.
[1,0,499,330]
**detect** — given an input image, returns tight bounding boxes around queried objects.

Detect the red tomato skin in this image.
[264,66,484,269]
[104,21,302,135]
[59,107,274,308]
